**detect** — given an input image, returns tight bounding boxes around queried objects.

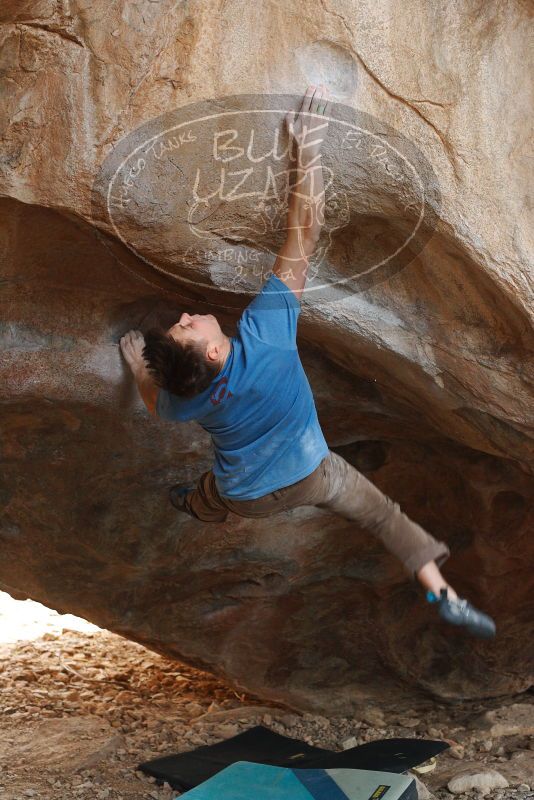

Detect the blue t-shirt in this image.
[156,273,329,500]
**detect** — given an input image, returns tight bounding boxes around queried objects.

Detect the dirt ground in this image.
[0,622,532,800]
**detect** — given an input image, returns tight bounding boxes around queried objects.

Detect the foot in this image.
[428,588,496,639]
[169,483,195,511]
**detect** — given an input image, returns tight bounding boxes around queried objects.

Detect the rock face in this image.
[0,1,532,711]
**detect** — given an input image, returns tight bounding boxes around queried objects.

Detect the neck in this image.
[216,335,232,374]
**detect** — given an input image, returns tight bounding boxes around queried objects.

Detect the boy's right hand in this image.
[285,84,331,166]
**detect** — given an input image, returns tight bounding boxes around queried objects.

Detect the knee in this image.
[355,496,401,532]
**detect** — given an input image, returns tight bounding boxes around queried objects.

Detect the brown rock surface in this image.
[0,1,532,710]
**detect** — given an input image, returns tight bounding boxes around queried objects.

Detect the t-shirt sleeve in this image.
[237,273,301,350]
[156,387,192,421]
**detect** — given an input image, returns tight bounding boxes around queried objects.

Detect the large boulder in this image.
[0,0,532,711]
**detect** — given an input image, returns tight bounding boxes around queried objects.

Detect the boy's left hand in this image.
[120,330,146,375]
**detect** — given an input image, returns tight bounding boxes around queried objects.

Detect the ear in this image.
[205,341,219,363]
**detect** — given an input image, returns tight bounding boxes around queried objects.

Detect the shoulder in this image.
[251,273,302,311]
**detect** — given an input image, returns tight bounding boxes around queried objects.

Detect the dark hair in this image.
[142,327,221,399]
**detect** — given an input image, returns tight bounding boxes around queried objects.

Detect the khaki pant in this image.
[177,450,450,578]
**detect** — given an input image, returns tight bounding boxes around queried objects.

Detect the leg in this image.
[172,469,230,523]
[314,451,450,581]
[417,560,457,599]
[267,450,493,636]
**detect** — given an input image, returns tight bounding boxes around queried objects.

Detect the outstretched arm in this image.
[120,329,159,416]
[273,85,330,302]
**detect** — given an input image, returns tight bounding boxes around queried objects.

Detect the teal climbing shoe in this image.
[169,483,195,511]
[428,588,496,639]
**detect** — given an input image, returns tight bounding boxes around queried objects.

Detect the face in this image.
[167,312,222,348]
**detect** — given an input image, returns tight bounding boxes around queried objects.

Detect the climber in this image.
[120,85,495,639]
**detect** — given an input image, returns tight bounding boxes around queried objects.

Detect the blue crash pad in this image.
[179,761,417,800]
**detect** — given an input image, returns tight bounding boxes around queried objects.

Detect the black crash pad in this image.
[138,725,448,792]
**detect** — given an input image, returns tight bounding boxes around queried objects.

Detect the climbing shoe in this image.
[427,588,496,639]
[169,483,195,511]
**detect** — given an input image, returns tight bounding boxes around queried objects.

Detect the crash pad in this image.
[178,761,417,799]
[138,725,447,791]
